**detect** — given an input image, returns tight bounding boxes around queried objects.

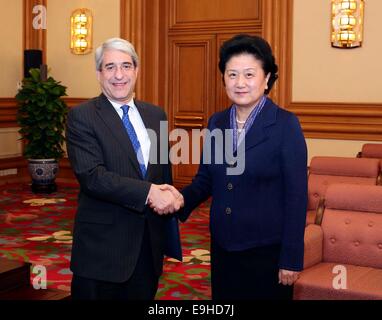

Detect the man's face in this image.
[97,49,138,104]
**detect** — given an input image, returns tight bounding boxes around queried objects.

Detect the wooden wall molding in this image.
[0,156,28,185]
[268,0,382,141]
[0,98,88,127]
[120,0,162,105]
[168,0,261,32]
[63,98,88,108]
[0,157,26,170]
[262,0,292,109]
[169,34,216,122]
[0,98,18,127]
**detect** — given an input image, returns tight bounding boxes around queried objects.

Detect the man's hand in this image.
[147,184,184,215]
[278,269,300,286]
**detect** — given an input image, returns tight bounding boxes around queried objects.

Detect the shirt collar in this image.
[107,97,137,114]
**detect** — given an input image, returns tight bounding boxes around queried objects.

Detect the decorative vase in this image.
[28,159,59,193]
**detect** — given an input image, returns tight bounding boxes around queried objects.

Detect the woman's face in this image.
[224,53,270,109]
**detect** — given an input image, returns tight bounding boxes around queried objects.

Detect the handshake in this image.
[147,184,184,215]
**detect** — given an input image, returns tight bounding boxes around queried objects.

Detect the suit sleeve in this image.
[161,112,173,186]
[278,113,308,271]
[177,118,214,222]
[66,106,151,213]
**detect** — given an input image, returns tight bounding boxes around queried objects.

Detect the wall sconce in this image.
[70,8,93,55]
[331,0,364,48]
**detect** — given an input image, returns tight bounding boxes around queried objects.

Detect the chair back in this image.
[308,156,380,211]
[361,143,382,159]
[321,184,382,269]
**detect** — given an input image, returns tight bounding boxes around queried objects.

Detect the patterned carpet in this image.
[0,183,211,300]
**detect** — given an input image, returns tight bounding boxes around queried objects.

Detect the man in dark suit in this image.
[66,37,183,300]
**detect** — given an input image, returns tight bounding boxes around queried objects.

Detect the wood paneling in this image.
[0,99,18,127]
[169,35,215,118]
[169,0,261,31]
[0,157,28,185]
[164,0,262,185]
[262,0,292,106]
[169,35,216,185]
[290,102,382,141]
[63,98,88,108]
[120,0,162,105]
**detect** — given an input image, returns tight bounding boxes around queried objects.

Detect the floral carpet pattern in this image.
[0,183,211,299]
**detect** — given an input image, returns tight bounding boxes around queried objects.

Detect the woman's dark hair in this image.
[218,34,279,94]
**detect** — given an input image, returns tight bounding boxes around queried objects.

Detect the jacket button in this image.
[330,238,336,244]
[368,221,374,227]
[378,243,382,249]
[227,183,233,190]
[345,219,351,225]
[225,207,232,215]
[354,241,360,247]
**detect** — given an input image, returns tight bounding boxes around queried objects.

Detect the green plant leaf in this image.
[15,68,68,160]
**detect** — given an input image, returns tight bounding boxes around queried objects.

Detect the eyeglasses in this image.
[102,62,135,74]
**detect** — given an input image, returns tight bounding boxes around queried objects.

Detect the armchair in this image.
[294,184,382,300]
[306,156,380,225]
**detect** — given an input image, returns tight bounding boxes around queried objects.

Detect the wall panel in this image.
[169,35,216,185]
[169,0,261,30]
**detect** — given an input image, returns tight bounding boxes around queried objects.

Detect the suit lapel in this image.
[215,100,278,153]
[95,94,143,178]
[243,99,277,151]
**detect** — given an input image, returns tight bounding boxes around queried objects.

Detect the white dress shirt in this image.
[108,98,151,170]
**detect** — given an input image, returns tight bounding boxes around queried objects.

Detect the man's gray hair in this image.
[95,37,139,71]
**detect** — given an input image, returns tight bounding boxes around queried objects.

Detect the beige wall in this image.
[0,128,22,159]
[306,138,372,163]
[47,0,120,98]
[293,0,382,103]
[0,0,23,97]
[293,0,382,162]
[0,1,22,158]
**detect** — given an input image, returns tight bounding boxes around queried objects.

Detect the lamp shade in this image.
[331,0,364,48]
[70,8,93,55]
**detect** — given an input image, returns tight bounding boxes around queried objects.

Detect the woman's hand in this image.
[278,269,300,286]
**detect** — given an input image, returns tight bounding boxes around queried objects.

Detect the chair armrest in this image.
[314,197,325,225]
[303,224,323,269]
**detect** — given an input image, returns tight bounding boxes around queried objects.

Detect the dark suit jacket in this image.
[179,98,308,271]
[66,94,177,283]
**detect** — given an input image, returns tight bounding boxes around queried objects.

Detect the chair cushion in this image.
[303,224,323,269]
[325,184,382,214]
[294,262,382,300]
[308,175,376,210]
[362,143,382,158]
[310,156,380,177]
[322,210,382,269]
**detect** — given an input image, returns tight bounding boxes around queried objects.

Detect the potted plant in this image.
[16,67,68,193]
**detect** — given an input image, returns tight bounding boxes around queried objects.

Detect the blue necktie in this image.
[121,105,147,178]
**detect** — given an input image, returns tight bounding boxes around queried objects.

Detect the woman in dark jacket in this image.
[167,34,307,300]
